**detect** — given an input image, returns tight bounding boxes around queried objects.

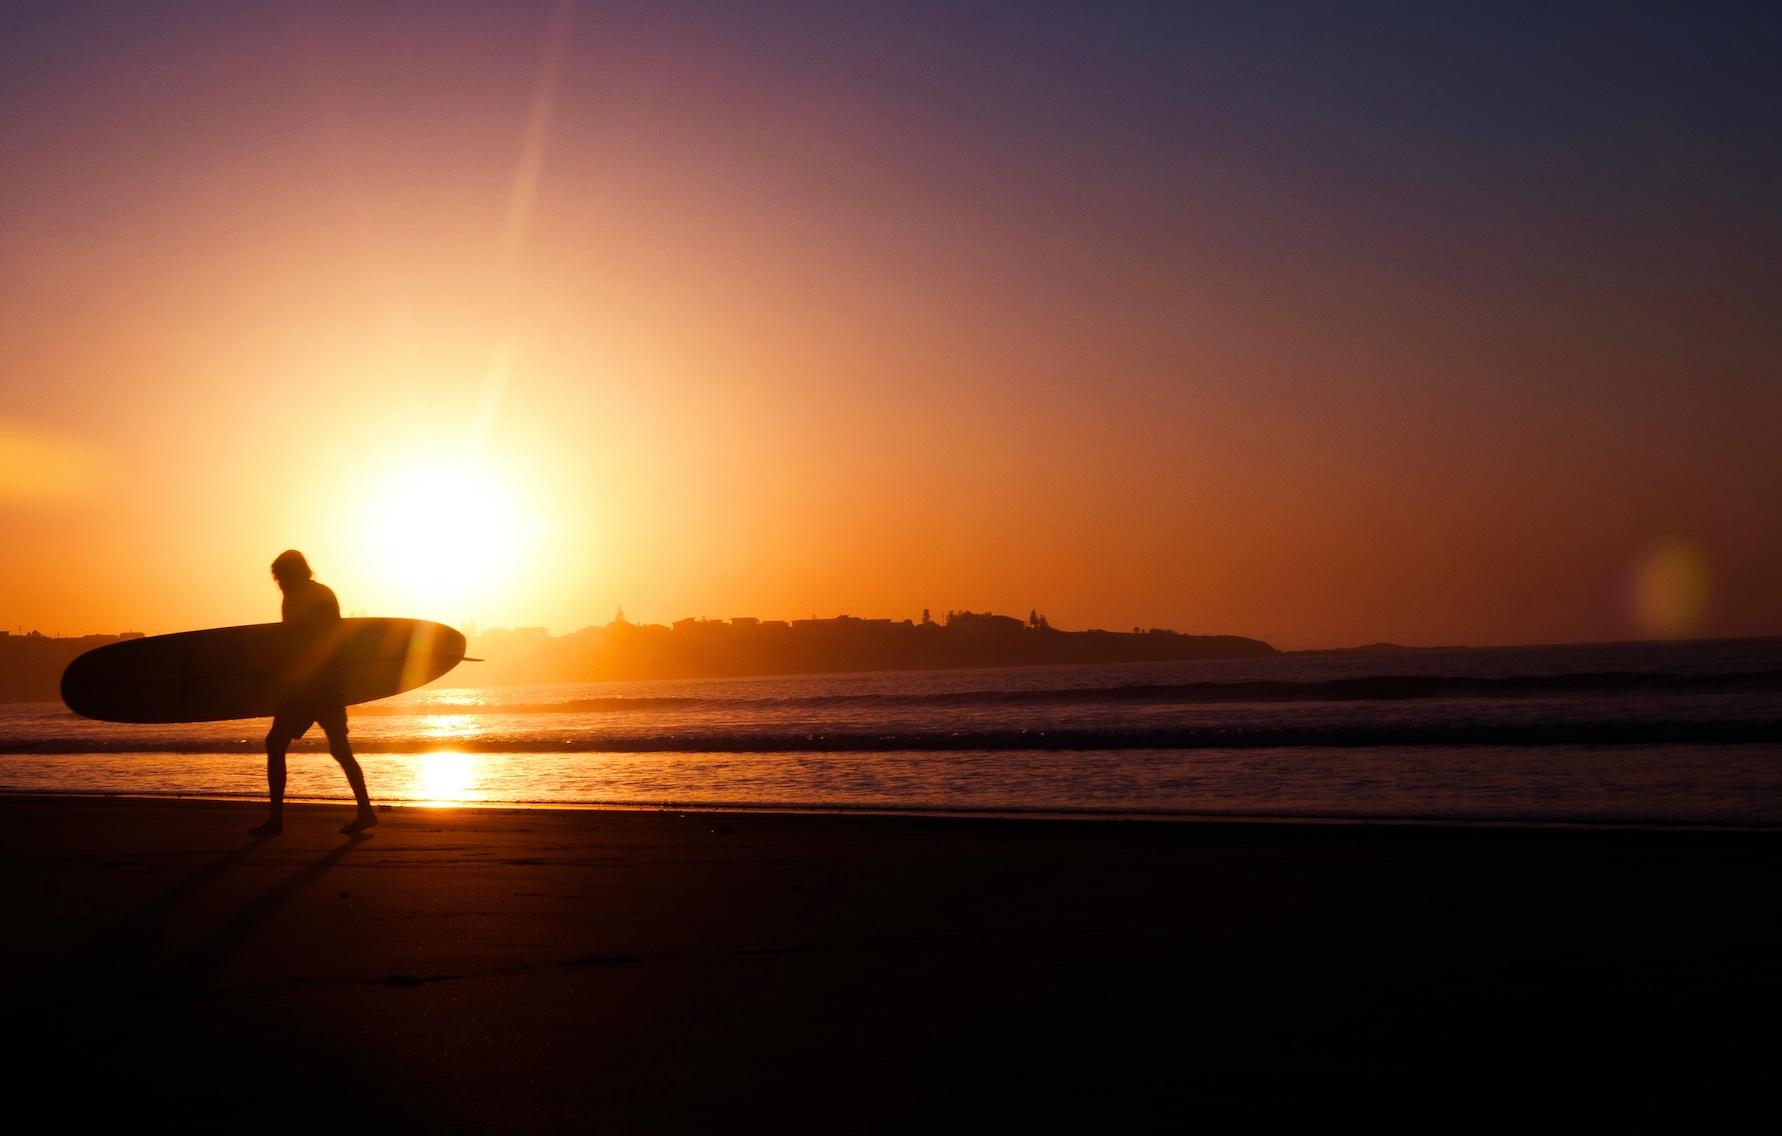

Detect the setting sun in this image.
[352,454,541,621]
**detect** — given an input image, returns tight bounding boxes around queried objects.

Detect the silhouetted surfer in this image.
[250,550,376,837]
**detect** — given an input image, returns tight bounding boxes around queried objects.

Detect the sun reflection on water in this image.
[420,714,482,740]
[410,688,487,709]
[410,750,483,806]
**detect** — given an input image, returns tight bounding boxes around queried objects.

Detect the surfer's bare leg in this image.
[253,732,288,837]
[323,714,377,833]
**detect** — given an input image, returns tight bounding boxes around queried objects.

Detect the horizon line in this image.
[10,618,1780,657]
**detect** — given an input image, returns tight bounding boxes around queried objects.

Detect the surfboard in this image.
[60,618,468,723]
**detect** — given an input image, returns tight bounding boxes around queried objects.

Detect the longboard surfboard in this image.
[60,618,467,723]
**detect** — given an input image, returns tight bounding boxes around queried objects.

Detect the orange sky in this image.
[3,3,1779,649]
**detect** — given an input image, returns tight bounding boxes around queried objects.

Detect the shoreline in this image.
[6,795,1777,1126]
[5,789,1781,834]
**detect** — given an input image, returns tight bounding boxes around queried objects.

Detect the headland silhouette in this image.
[464,609,1276,684]
[2,609,1276,701]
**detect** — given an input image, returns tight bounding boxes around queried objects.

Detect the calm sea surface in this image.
[3,638,1779,824]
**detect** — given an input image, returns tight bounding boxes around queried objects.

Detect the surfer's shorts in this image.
[267,704,349,747]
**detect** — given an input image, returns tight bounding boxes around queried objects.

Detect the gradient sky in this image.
[3,1,1779,649]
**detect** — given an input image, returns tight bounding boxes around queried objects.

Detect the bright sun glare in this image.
[412,751,481,806]
[355,455,537,619]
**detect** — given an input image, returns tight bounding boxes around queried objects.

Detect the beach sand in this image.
[3,797,1775,1127]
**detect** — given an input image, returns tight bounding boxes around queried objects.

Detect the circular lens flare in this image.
[1630,539,1709,639]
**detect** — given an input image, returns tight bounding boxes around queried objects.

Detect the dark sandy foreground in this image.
[3,797,1777,1128]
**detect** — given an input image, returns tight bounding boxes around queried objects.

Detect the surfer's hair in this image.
[271,550,313,581]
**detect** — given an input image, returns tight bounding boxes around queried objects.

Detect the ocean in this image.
[3,637,1779,825]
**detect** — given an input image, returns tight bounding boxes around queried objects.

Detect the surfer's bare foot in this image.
[248,818,283,838]
[340,811,378,835]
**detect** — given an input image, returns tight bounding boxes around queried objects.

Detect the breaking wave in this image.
[344,669,1782,717]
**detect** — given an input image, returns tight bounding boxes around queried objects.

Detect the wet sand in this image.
[4,796,1776,1127]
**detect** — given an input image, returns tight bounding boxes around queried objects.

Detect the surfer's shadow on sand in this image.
[162,832,373,993]
[49,831,372,997]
